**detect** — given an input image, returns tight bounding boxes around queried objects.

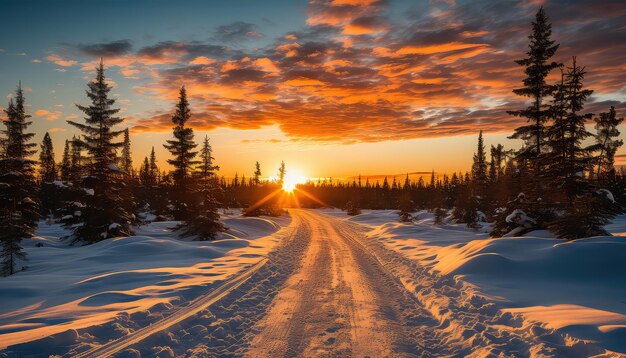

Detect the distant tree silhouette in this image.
[59,139,71,182]
[277,160,286,186]
[39,132,56,182]
[119,128,133,177]
[69,136,83,184]
[39,132,61,216]
[594,106,623,181]
[149,146,159,182]
[253,161,262,186]
[471,130,488,195]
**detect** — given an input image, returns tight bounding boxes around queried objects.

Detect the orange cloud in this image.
[35,109,62,121]
[189,56,215,65]
[396,42,486,55]
[44,54,77,67]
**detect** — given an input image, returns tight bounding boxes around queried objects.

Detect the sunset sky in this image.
[1,0,625,179]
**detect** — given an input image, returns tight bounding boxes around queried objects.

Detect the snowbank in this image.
[0,213,291,349]
[331,209,626,354]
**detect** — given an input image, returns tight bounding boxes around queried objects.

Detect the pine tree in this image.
[506,7,561,228]
[60,139,71,182]
[163,86,199,220]
[39,132,60,217]
[181,136,224,240]
[38,132,56,182]
[277,160,286,186]
[253,161,262,186]
[66,60,133,242]
[546,58,618,239]
[508,7,561,165]
[119,128,133,176]
[69,136,83,184]
[149,146,159,183]
[594,106,623,180]
[471,130,488,189]
[0,84,39,275]
[139,157,151,185]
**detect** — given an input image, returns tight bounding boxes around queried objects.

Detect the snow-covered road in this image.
[247,209,433,357]
[4,209,619,357]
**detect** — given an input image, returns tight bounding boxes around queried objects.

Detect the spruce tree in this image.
[60,139,72,182]
[182,136,224,240]
[278,161,286,186]
[139,157,151,185]
[509,7,560,164]
[594,106,623,180]
[0,84,39,275]
[253,161,262,186]
[67,60,133,242]
[163,86,199,220]
[119,128,133,176]
[506,6,561,227]
[38,132,56,182]
[39,132,60,216]
[149,146,159,182]
[471,130,488,190]
[546,58,618,239]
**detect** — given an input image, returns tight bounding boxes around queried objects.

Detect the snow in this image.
[0,212,291,350]
[107,164,124,173]
[505,208,536,228]
[52,180,67,188]
[108,223,121,230]
[597,188,615,203]
[2,208,625,355]
[329,209,626,354]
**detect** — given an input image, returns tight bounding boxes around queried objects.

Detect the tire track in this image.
[73,257,268,358]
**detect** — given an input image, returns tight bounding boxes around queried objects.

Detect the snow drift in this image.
[333,209,626,354]
[0,213,291,349]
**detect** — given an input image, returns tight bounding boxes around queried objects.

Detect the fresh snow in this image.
[0,211,291,350]
[1,208,625,356]
[333,209,626,354]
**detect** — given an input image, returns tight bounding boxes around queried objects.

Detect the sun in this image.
[282,170,308,193]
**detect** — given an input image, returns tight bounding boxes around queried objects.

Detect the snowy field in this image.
[322,209,626,354]
[1,209,625,355]
[0,211,291,350]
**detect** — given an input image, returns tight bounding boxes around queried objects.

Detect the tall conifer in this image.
[163,86,198,220]
[0,84,39,275]
[67,60,133,242]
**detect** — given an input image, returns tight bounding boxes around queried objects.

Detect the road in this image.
[62,209,610,357]
[246,209,430,357]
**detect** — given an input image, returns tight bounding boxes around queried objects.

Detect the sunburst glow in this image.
[282,171,308,193]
